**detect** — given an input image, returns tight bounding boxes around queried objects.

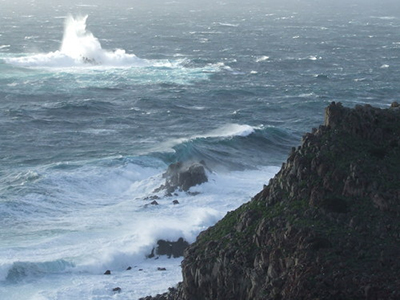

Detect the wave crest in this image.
[3,260,75,283]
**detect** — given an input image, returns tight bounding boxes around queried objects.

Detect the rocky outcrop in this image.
[141,102,400,300]
[148,238,190,258]
[155,161,208,194]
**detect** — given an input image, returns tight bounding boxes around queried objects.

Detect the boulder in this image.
[148,238,190,258]
[155,161,208,194]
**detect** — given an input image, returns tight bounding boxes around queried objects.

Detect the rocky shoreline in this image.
[141,102,400,300]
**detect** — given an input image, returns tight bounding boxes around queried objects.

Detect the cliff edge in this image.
[142,102,400,300]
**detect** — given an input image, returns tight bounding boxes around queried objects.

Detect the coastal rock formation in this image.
[155,161,208,194]
[148,238,190,258]
[141,102,400,300]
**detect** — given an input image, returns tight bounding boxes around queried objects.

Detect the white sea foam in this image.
[2,15,220,87]
[298,92,316,98]
[374,16,396,20]
[217,22,239,27]
[154,123,260,153]
[307,55,319,61]
[4,15,148,69]
[201,123,257,138]
[0,157,279,299]
[255,55,270,62]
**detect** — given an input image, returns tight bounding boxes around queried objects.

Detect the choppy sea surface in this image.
[1,0,399,299]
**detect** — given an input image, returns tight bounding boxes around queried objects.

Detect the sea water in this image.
[1,0,400,299]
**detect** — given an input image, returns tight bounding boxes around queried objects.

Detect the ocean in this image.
[1,0,399,299]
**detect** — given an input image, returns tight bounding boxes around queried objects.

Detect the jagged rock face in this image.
[142,103,400,300]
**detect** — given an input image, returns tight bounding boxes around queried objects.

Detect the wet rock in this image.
[148,238,190,258]
[113,287,121,293]
[307,237,332,250]
[145,195,160,201]
[104,270,111,275]
[142,103,400,300]
[155,161,208,194]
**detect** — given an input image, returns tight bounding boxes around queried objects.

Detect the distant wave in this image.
[5,50,147,68]
[372,16,396,20]
[217,22,239,27]
[4,15,148,68]
[2,15,222,86]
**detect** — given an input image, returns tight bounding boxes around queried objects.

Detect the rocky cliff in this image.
[141,102,400,300]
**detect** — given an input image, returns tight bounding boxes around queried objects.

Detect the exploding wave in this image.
[4,15,149,68]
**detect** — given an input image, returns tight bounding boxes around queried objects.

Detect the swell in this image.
[155,126,297,170]
[2,260,75,283]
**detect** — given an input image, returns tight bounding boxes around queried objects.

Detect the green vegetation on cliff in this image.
[142,102,400,300]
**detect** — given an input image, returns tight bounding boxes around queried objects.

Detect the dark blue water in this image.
[1,0,399,299]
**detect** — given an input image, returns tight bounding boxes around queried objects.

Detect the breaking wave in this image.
[4,15,149,68]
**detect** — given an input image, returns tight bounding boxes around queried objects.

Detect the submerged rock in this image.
[140,103,400,300]
[81,56,98,65]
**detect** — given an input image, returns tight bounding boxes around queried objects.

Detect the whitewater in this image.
[1,0,400,299]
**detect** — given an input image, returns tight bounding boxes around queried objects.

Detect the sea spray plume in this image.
[59,15,145,66]
[60,15,103,64]
[4,15,148,68]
